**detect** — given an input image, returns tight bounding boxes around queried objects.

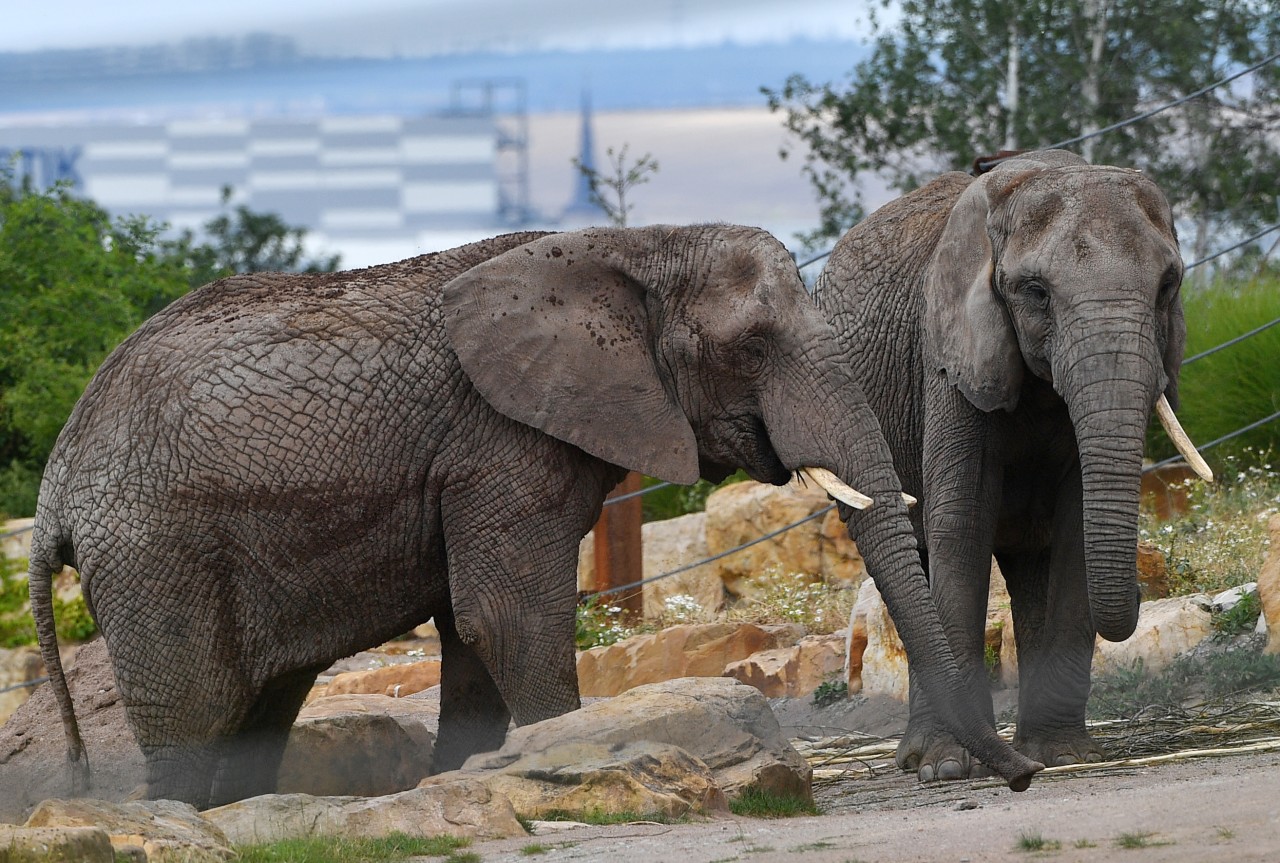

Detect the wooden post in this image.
[592,471,644,617]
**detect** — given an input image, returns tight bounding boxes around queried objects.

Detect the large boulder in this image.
[25,798,232,863]
[277,694,438,797]
[447,676,811,814]
[849,561,1011,700]
[316,658,442,700]
[578,513,723,619]
[1093,594,1213,676]
[0,640,143,824]
[0,824,114,863]
[576,623,804,697]
[204,781,524,846]
[435,741,727,820]
[723,633,846,698]
[703,479,865,596]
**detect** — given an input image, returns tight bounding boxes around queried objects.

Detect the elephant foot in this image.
[1014,727,1104,768]
[895,723,994,782]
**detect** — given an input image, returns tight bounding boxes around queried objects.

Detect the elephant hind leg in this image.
[431,608,511,774]
[208,665,323,806]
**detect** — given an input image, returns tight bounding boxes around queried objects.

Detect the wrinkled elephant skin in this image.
[28,224,1040,809]
[818,151,1193,779]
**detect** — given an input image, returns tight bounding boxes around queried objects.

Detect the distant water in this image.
[0,40,868,118]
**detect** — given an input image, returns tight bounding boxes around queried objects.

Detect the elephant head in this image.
[443,225,1041,788]
[923,151,1210,641]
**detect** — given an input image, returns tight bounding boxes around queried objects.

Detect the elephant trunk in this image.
[1057,313,1162,642]
[764,363,1042,789]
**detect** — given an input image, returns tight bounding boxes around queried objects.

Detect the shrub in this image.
[1147,272,1280,466]
[1139,451,1280,597]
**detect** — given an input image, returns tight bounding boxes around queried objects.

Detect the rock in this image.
[0,640,144,824]
[1139,463,1199,522]
[204,781,524,846]
[319,658,442,700]
[1212,582,1258,613]
[25,799,232,862]
[704,478,865,596]
[427,741,727,820]
[1093,594,1214,677]
[578,513,723,619]
[0,824,114,863]
[1,519,34,562]
[1260,514,1280,655]
[1137,541,1171,599]
[723,634,846,698]
[849,561,1011,700]
[277,694,437,797]
[0,646,44,727]
[856,579,909,702]
[457,676,811,808]
[576,623,804,697]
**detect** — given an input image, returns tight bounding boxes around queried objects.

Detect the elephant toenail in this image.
[1086,752,1103,763]
[937,759,964,780]
[919,764,935,781]
[1054,754,1079,766]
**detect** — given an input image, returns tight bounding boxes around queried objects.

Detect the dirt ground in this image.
[464,690,1280,863]
[466,749,1280,862]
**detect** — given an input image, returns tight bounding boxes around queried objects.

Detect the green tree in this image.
[765,0,1280,256]
[169,185,340,288]
[0,178,340,517]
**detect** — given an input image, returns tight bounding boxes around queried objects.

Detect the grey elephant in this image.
[27,225,1042,809]
[817,151,1211,780]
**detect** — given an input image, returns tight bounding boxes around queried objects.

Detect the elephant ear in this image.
[442,231,701,484]
[923,173,1024,413]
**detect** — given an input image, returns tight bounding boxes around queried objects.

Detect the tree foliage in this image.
[0,177,339,517]
[765,0,1280,254]
[572,144,659,228]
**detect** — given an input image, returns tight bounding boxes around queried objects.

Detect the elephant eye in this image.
[1022,280,1050,309]
[1158,269,1181,304]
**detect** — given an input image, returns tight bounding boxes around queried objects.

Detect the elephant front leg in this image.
[433,478,595,771]
[997,471,1103,767]
[898,381,1003,781]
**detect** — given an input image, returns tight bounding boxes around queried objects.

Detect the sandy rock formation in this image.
[576,622,804,697]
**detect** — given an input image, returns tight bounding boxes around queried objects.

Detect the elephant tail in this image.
[27,510,90,795]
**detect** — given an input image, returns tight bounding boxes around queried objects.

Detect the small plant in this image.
[1115,832,1158,849]
[575,598,634,650]
[571,143,659,228]
[1015,832,1061,852]
[1073,839,1097,848]
[1212,590,1262,639]
[723,568,857,635]
[234,832,470,863]
[521,844,550,856]
[812,678,848,707]
[984,636,1002,680]
[539,807,679,826]
[728,786,819,818]
[789,840,837,851]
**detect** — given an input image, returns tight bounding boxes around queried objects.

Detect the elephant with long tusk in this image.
[26,224,1042,811]
[816,150,1211,781]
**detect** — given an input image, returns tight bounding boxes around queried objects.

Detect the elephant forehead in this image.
[1004,175,1177,268]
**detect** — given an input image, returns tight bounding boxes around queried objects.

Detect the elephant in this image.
[27,224,1042,810]
[816,150,1212,781]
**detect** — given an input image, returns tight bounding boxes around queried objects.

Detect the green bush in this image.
[1148,271,1280,466]
[0,557,97,646]
[640,472,748,522]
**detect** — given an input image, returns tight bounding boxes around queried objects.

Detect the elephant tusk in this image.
[800,467,874,510]
[902,492,918,507]
[1155,395,1214,483]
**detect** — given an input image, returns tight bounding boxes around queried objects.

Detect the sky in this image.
[2,0,887,56]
